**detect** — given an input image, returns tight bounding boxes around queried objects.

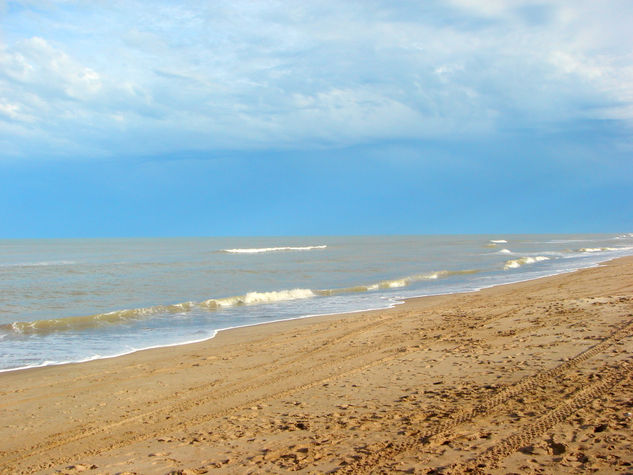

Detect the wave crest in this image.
[1,268,480,336]
[0,260,77,268]
[222,245,327,254]
[2,302,196,335]
[376,269,480,288]
[201,289,315,308]
[504,256,549,270]
[315,269,480,296]
[577,247,617,253]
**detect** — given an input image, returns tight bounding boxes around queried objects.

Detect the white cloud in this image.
[0,1,632,158]
[1,37,102,100]
[0,102,24,120]
[447,0,519,17]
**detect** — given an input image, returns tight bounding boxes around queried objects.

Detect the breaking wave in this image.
[0,260,77,268]
[201,289,316,308]
[2,302,196,335]
[577,247,618,253]
[490,239,508,244]
[0,268,479,336]
[316,269,480,296]
[504,256,550,270]
[369,269,480,289]
[223,245,327,254]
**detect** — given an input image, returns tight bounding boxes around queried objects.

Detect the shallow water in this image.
[1,233,632,371]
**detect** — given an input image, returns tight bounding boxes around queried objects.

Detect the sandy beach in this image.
[1,256,632,474]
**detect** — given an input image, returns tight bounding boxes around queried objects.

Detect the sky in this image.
[0,0,632,237]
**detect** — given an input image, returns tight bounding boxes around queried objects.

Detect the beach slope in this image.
[1,257,632,474]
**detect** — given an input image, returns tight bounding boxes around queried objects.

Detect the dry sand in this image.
[1,256,633,474]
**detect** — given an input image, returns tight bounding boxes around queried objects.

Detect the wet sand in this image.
[1,256,632,474]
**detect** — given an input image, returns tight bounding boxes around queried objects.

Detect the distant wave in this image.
[497,248,513,255]
[0,268,479,336]
[486,239,508,248]
[504,256,550,270]
[545,239,592,244]
[576,247,618,253]
[222,245,327,254]
[0,260,77,268]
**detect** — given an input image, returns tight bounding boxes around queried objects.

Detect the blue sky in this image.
[1,1,632,237]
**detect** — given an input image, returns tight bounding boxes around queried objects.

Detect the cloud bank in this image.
[1,0,632,158]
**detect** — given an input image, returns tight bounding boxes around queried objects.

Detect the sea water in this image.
[1,234,632,372]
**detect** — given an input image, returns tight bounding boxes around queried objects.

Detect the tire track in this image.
[336,317,633,474]
[448,361,632,474]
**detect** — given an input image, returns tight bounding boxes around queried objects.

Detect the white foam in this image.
[223,245,327,254]
[504,256,550,270]
[386,279,408,288]
[577,247,617,253]
[497,248,513,254]
[202,288,316,308]
[0,260,77,268]
[490,240,507,244]
[366,270,479,291]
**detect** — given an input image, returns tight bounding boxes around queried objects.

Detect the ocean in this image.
[1,234,632,372]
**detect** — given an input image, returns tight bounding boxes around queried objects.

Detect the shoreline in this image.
[1,255,632,474]
[0,255,622,375]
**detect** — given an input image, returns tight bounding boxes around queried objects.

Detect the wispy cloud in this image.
[1,0,632,158]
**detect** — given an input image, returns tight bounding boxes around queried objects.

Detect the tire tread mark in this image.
[337,317,633,474]
[448,361,632,474]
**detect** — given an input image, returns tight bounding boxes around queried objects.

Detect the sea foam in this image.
[202,289,316,308]
[504,256,550,270]
[0,260,77,268]
[577,247,617,253]
[222,245,327,254]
